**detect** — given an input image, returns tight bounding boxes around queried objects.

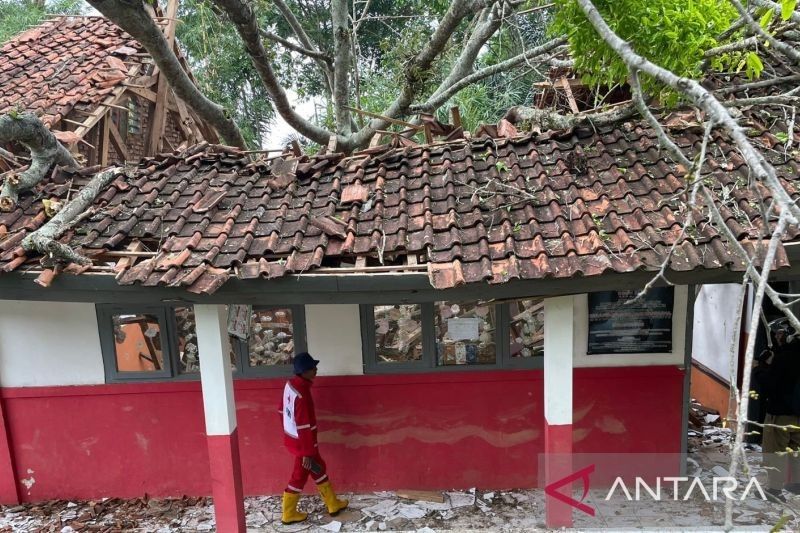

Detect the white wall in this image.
[691,284,744,382]
[572,285,688,368]
[305,304,364,375]
[0,300,105,387]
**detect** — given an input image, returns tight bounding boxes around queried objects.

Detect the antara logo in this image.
[544,464,596,516]
[545,465,767,517]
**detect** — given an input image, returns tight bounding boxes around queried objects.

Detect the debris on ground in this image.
[1,427,798,531]
[689,398,723,429]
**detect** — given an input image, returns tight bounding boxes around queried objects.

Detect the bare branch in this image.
[22,167,120,265]
[259,29,333,63]
[730,0,800,66]
[715,73,800,95]
[752,0,800,26]
[704,36,758,57]
[628,69,692,168]
[272,0,333,94]
[212,0,334,145]
[345,0,488,150]
[725,208,789,528]
[0,113,78,211]
[428,4,505,104]
[87,0,247,148]
[411,37,566,114]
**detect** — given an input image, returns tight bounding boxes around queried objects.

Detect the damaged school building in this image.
[0,17,799,531]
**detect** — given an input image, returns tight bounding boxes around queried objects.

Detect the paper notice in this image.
[447,317,481,340]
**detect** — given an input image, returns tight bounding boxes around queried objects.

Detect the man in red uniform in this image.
[279,352,348,524]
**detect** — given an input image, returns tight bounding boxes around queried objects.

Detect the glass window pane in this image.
[509,299,544,358]
[374,305,423,363]
[174,306,237,373]
[112,313,165,372]
[248,308,295,367]
[435,301,496,365]
[175,307,200,373]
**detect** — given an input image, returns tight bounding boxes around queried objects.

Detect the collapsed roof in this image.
[0,108,796,294]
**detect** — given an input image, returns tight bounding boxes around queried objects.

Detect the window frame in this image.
[97,304,177,382]
[361,301,543,374]
[232,305,308,378]
[97,304,308,382]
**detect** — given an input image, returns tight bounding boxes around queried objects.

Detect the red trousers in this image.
[286,453,328,493]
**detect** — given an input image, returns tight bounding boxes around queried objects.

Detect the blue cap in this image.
[293,352,319,374]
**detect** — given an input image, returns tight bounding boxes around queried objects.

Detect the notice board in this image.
[587,287,674,354]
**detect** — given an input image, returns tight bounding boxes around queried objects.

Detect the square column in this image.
[543,295,574,528]
[195,305,245,532]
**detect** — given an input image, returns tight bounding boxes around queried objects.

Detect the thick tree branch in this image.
[428,4,505,103]
[0,113,78,211]
[212,0,334,145]
[730,0,800,66]
[412,37,566,114]
[332,0,353,135]
[22,167,120,265]
[504,101,637,130]
[87,0,247,148]
[344,0,490,150]
[703,36,758,57]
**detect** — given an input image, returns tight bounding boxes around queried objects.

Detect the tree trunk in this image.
[0,113,79,211]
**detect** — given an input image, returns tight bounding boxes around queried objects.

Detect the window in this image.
[230,306,308,376]
[508,298,544,359]
[127,98,142,135]
[435,301,497,366]
[374,305,423,363]
[361,299,543,373]
[97,304,307,382]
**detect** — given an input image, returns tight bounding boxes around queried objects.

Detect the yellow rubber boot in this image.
[317,480,349,516]
[281,491,308,524]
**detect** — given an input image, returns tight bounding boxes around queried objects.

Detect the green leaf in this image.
[781,0,797,20]
[745,52,764,79]
[776,131,790,143]
[760,7,775,29]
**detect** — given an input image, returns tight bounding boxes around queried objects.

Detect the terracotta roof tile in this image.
[0,17,149,130]
[1,117,798,292]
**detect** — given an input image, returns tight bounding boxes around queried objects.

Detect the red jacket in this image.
[278,375,318,457]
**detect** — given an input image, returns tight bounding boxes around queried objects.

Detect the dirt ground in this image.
[1,427,798,532]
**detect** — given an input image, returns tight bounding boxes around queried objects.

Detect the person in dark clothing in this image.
[762,319,800,501]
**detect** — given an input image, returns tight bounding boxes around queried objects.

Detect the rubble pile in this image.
[688,398,722,429]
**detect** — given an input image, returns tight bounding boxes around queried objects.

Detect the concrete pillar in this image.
[543,295,574,528]
[195,305,245,532]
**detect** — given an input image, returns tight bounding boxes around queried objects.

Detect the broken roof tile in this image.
[1,119,797,293]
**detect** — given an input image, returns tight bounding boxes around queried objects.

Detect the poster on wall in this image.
[587,287,674,354]
[227,304,252,340]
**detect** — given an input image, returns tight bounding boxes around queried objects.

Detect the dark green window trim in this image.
[97,304,307,382]
[360,302,543,374]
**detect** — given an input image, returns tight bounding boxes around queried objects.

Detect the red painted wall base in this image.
[544,422,573,528]
[207,430,246,533]
[0,367,684,503]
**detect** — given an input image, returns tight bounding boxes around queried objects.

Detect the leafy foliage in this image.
[176,0,274,147]
[552,0,737,104]
[0,0,84,44]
